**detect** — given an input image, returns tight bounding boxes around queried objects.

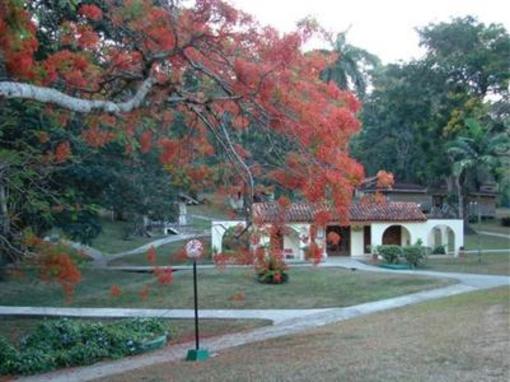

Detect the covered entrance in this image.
[326,226,351,256]
[382,225,411,246]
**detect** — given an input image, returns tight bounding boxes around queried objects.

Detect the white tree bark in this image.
[0,77,156,113]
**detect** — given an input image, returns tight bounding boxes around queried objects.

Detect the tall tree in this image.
[419,16,510,97]
[447,118,510,218]
[321,31,380,99]
[354,17,510,202]
[0,0,366,257]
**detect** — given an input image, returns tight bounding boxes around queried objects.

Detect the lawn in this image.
[187,216,211,231]
[464,232,510,250]
[425,251,510,276]
[0,268,452,309]
[472,219,510,235]
[102,286,510,382]
[187,192,236,220]
[91,218,166,255]
[0,317,269,348]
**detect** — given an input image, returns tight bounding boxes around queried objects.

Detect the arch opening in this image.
[382,225,412,246]
[428,224,455,254]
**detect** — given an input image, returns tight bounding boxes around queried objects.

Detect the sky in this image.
[228,0,510,64]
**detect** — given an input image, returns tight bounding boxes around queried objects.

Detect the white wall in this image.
[283,223,311,260]
[371,219,464,256]
[211,220,246,254]
[212,218,464,258]
[350,228,364,256]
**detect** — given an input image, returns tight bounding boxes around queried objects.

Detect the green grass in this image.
[0,268,452,309]
[102,287,510,382]
[108,238,213,266]
[473,219,510,235]
[464,232,510,250]
[187,216,211,231]
[91,219,165,255]
[425,251,510,275]
[187,193,234,220]
[0,317,269,347]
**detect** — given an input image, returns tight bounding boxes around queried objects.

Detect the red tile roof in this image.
[252,201,427,223]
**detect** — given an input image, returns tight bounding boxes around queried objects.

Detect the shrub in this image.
[501,217,510,227]
[375,245,402,264]
[0,318,168,376]
[402,244,427,268]
[432,245,446,255]
[255,248,288,284]
[0,336,18,375]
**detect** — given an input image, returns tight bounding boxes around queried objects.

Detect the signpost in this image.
[185,239,209,361]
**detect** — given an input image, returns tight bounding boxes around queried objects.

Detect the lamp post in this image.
[185,239,209,361]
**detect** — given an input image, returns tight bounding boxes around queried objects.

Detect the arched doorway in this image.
[382,225,411,246]
[429,224,455,253]
[326,225,351,256]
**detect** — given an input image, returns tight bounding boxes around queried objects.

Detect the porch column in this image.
[350,227,364,256]
[440,226,449,253]
[370,223,386,253]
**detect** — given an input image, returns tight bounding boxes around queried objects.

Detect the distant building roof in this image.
[358,181,428,194]
[252,201,427,224]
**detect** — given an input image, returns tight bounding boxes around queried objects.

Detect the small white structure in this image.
[178,202,187,226]
[212,201,464,259]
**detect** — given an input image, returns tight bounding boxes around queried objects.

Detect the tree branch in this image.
[0,76,157,114]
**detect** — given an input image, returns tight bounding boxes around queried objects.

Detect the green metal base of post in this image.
[186,349,209,361]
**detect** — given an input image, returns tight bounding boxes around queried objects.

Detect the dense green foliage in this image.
[0,99,178,258]
[0,318,167,375]
[376,243,429,267]
[375,245,402,264]
[321,31,381,99]
[402,244,428,268]
[352,17,510,214]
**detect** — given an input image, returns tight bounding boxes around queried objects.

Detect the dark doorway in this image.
[382,225,402,245]
[363,225,371,253]
[326,226,350,256]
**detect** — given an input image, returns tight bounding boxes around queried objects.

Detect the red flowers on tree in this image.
[54,141,72,163]
[78,4,103,21]
[0,0,377,276]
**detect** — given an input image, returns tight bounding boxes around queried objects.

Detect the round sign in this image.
[185,239,203,259]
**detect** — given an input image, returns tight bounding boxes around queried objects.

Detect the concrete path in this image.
[0,306,333,325]
[477,230,510,239]
[189,214,214,221]
[65,240,108,267]
[10,259,510,382]
[106,230,209,263]
[324,257,510,289]
[66,227,209,267]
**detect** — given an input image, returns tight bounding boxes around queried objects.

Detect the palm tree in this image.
[447,118,510,219]
[321,31,381,99]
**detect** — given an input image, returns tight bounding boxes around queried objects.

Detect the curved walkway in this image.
[66,230,209,267]
[8,259,510,382]
[106,230,209,262]
[476,230,510,239]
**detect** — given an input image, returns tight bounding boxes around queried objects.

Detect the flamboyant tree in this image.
[0,0,393,288]
[0,0,366,220]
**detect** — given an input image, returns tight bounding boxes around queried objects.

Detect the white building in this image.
[212,201,464,259]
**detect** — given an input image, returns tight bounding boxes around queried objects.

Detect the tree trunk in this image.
[454,175,464,219]
[0,182,9,237]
